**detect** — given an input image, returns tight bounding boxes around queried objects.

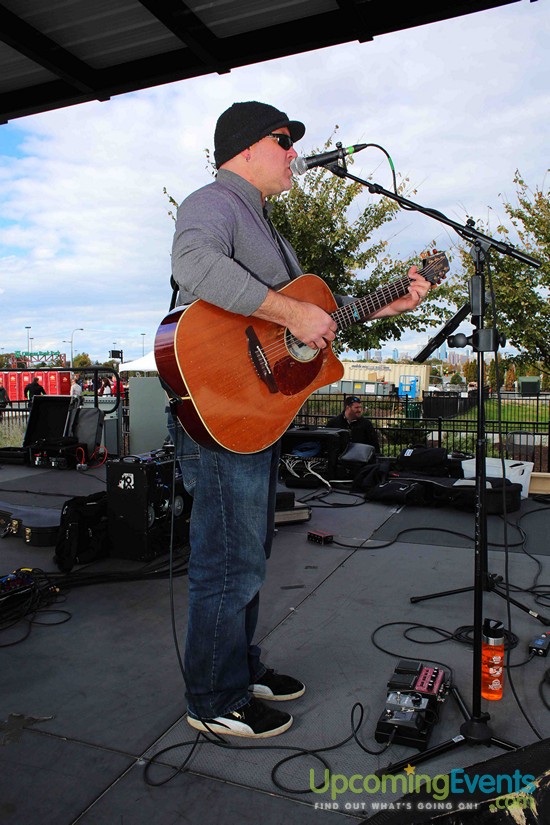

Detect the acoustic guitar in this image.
[155,251,449,453]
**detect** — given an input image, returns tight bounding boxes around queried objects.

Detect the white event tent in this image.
[117,351,158,373]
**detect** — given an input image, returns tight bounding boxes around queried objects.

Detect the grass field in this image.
[454,398,549,424]
[0,420,26,448]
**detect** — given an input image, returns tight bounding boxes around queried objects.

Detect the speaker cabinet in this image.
[106,450,192,561]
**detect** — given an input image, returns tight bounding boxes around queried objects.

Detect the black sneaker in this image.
[249,669,305,701]
[186,697,293,738]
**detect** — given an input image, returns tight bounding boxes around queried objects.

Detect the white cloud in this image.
[0,1,548,362]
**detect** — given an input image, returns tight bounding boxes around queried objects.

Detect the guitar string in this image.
[253,255,446,362]
[256,277,413,362]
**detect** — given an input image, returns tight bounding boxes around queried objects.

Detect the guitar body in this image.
[155,251,447,454]
[155,275,344,453]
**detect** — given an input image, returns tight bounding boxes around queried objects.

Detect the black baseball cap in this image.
[214,101,305,168]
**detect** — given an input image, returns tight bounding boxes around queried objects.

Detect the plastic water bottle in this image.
[481,619,505,700]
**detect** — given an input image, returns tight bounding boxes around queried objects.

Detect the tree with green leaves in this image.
[448,171,550,370]
[487,356,506,392]
[166,147,548,368]
[73,353,92,369]
[429,364,443,385]
[504,363,517,391]
[462,359,477,385]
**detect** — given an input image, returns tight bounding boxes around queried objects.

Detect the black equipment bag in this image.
[351,458,392,494]
[332,442,377,483]
[364,478,427,506]
[0,447,29,465]
[54,492,110,572]
[351,445,522,514]
[361,474,521,514]
[416,476,523,514]
[392,446,463,478]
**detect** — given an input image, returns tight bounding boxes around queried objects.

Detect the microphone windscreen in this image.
[290,157,308,176]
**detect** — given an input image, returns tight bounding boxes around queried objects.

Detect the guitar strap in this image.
[264,212,303,281]
[169,275,179,311]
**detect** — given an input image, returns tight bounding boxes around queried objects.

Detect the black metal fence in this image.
[0,402,29,423]
[2,391,549,473]
[292,392,550,473]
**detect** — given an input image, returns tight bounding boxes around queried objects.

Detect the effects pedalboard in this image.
[375,659,450,751]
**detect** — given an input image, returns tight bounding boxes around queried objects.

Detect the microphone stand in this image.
[410,281,550,627]
[326,158,541,770]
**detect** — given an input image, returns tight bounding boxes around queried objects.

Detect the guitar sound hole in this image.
[285,330,319,362]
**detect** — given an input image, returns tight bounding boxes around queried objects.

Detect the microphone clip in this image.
[331,142,348,172]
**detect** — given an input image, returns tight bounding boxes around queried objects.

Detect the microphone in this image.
[290,144,367,176]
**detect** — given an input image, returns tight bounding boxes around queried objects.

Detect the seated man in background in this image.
[327,396,381,453]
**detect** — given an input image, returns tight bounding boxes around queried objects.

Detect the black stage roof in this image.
[0,0,534,124]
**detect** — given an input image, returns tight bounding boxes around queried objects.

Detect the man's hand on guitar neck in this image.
[369,265,432,319]
[253,288,337,350]
[252,264,431,349]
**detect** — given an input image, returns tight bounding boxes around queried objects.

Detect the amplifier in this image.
[106,449,192,561]
[280,427,350,486]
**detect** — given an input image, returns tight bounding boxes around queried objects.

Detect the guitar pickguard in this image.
[272,351,324,395]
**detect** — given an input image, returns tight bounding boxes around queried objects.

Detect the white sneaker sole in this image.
[186,713,293,738]
[249,684,306,701]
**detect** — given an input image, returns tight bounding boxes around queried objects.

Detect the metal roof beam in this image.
[337,0,522,40]
[335,0,374,42]
[0,0,528,124]
[136,0,229,73]
[0,2,102,95]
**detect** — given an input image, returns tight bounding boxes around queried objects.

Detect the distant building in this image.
[317,361,431,398]
[448,351,469,366]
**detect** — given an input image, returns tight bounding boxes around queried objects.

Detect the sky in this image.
[0,0,548,366]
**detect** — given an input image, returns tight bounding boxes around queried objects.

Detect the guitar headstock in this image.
[420,249,449,286]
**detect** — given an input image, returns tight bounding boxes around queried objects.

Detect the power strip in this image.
[307,530,334,545]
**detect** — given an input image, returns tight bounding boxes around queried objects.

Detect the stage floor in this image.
[2,461,550,824]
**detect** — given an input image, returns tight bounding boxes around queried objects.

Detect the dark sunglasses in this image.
[267,132,294,151]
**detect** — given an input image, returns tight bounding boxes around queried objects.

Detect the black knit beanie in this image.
[214,101,305,168]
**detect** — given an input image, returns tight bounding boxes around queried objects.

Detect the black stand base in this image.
[410,572,550,626]
[380,686,518,775]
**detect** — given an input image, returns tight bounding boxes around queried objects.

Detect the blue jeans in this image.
[167,415,280,719]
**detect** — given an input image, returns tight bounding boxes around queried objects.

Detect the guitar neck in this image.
[329,252,447,330]
[332,275,412,330]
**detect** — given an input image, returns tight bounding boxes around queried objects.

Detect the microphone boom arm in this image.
[327,165,541,269]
